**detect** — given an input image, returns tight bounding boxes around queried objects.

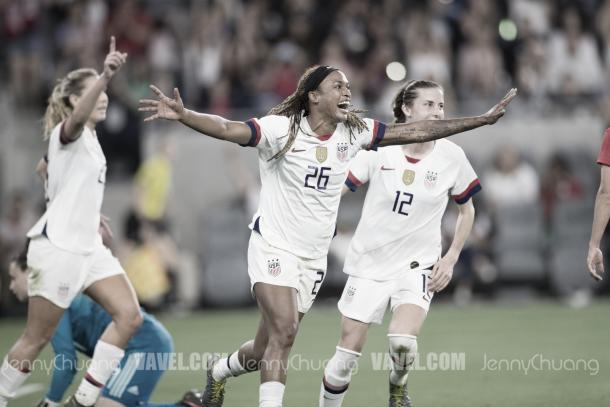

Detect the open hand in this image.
[139,85,185,122]
[483,88,518,124]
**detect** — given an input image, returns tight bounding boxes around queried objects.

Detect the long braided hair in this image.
[42,68,98,140]
[392,80,442,123]
[267,65,368,160]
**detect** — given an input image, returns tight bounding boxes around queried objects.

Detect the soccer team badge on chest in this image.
[424,170,438,188]
[403,169,415,186]
[336,142,349,162]
[316,146,328,163]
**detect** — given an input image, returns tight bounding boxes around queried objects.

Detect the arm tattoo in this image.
[381,116,490,146]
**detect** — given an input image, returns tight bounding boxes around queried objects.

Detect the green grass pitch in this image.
[1,300,609,406]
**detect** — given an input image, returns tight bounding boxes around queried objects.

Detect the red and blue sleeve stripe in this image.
[345,171,363,192]
[368,120,387,151]
[453,179,481,204]
[240,118,262,147]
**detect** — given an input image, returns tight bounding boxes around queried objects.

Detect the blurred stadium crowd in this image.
[1,0,610,315]
[3,0,610,116]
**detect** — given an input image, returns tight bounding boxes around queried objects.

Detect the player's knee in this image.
[22,328,53,352]
[268,320,299,350]
[115,307,143,335]
[388,334,418,371]
[323,346,360,387]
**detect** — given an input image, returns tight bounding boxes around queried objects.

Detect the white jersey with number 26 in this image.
[242,113,386,259]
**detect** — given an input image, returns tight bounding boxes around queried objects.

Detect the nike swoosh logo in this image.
[291,148,306,153]
[381,166,395,170]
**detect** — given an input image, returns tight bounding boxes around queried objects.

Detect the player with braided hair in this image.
[139,66,516,407]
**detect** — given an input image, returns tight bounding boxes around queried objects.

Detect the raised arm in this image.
[380,88,517,146]
[428,199,475,292]
[138,86,252,145]
[63,36,127,142]
[587,165,610,281]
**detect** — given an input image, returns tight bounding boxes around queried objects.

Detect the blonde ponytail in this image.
[41,68,98,140]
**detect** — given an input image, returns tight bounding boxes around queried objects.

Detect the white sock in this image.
[319,346,360,407]
[213,351,249,381]
[388,334,417,386]
[74,341,124,405]
[0,358,30,405]
[259,381,285,407]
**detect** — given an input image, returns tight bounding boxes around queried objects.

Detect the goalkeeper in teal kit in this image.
[7,246,200,407]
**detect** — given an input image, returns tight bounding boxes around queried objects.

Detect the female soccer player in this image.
[318,80,481,407]
[0,37,143,407]
[139,66,516,407]
[7,248,200,407]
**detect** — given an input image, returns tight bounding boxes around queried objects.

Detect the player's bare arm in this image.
[587,165,610,281]
[380,88,517,146]
[64,36,127,142]
[139,85,251,145]
[429,199,475,292]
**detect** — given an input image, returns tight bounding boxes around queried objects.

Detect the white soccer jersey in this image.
[242,113,386,259]
[28,122,106,254]
[343,140,480,280]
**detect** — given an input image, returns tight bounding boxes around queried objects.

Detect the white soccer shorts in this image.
[338,271,434,325]
[247,231,327,314]
[26,236,125,308]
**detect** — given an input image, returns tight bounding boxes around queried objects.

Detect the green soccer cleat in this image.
[201,355,227,407]
[179,389,203,407]
[389,381,413,407]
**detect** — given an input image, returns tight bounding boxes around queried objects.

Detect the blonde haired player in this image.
[319,80,481,407]
[140,66,515,407]
[0,37,143,407]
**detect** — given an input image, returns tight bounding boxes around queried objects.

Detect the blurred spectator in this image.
[546,7,604,99]
[122,221,178,311]
[483,146,540,210]
[2,0,43,105]
[0,190,36,260]
[125,137,174,242]
[540,152,585,225]
[442,200,497,305]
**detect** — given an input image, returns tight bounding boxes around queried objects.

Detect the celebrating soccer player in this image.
[139,65,516,407]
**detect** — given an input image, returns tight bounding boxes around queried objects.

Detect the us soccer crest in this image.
[267,258,281,277]
[316,146,328,163]
[336,143,349,162]
[402,169,415,186]
[344,285,357,303]
[424,170,438,188]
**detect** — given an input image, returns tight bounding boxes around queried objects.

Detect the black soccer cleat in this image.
[201,354,227,407]
[389,381,413,407]
[62,395,90,407]
[179,389,203,406]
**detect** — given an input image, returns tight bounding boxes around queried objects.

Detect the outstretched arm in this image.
[381,88,517,146]
[587,165,610,281]
[139,86,252,145]
[63,36,127,142]
[429,199,475,292]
